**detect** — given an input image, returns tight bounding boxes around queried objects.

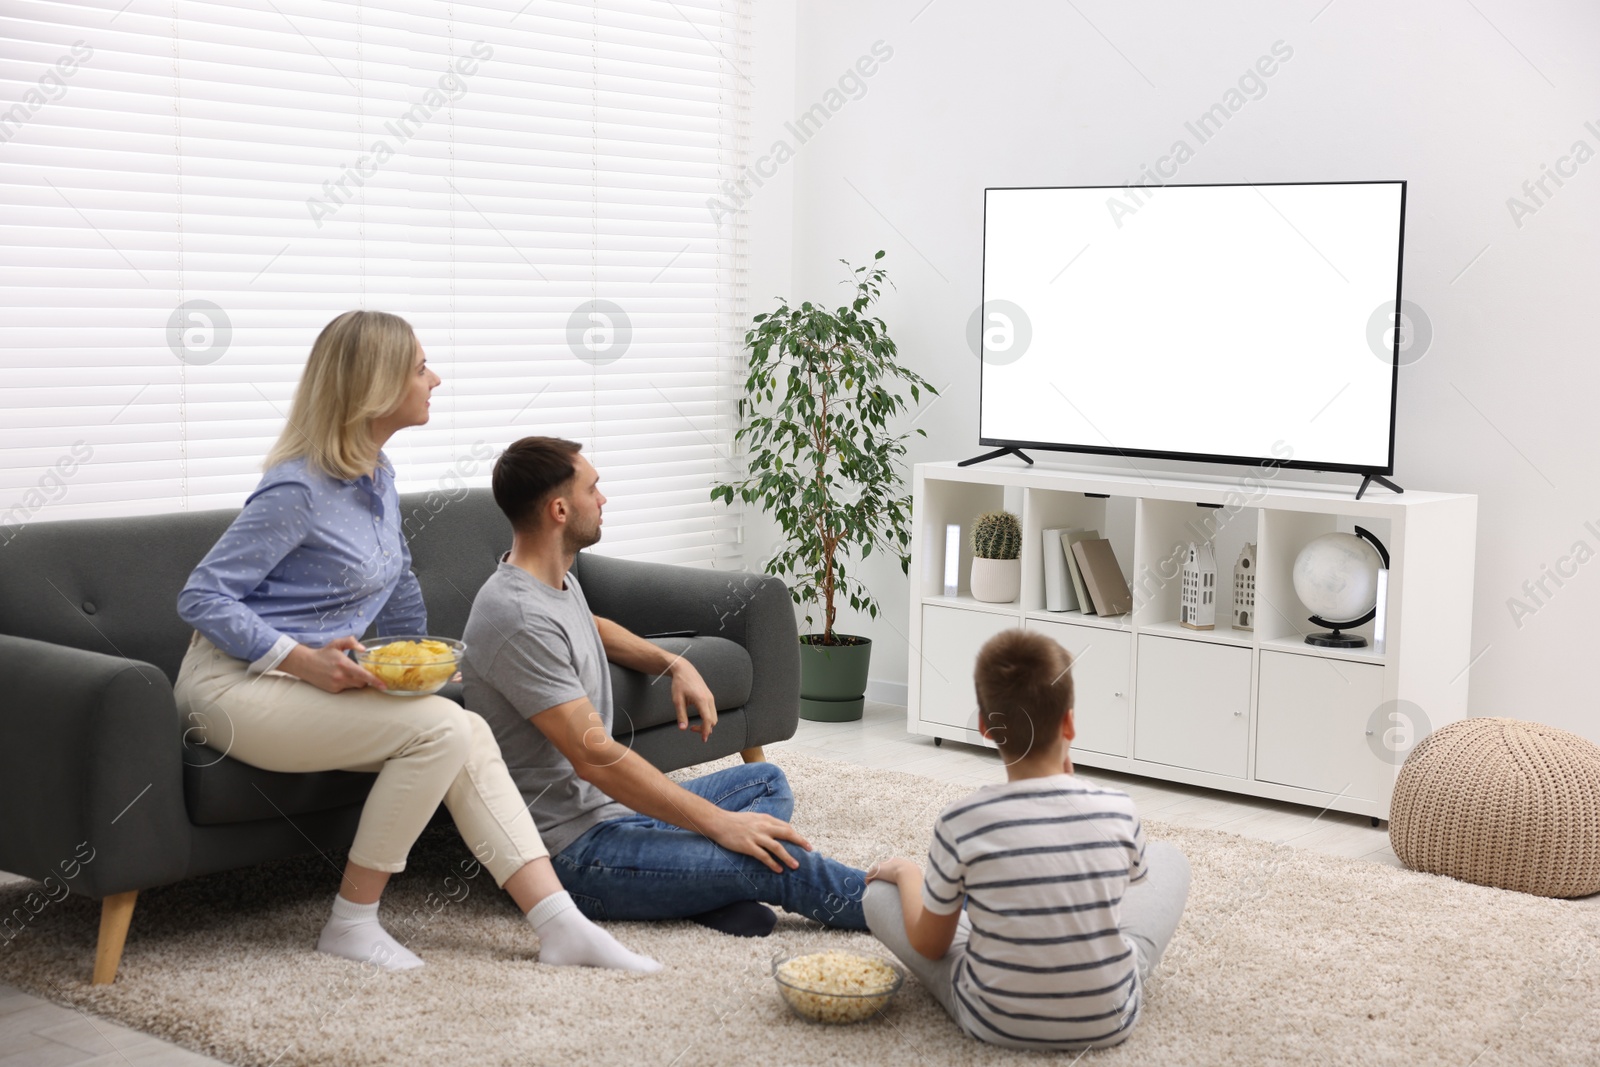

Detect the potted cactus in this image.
[970,510,1022,603]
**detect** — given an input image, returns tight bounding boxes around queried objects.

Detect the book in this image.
[1042,527,1079,611]
[1060,528,1099,614]
[1071,538,1133,616]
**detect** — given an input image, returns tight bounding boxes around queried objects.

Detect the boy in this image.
[865,629,1190,1051]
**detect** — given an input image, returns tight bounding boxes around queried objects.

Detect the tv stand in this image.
[906,461,1476,821]
[1356,473,1404,500]
[958,446,1034,468]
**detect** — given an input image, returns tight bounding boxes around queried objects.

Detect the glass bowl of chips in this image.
[354,636,465,697]
[772,950,904,1024]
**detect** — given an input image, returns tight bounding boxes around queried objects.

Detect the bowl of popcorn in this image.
[354,636,465,697]
[771,950,904,1024]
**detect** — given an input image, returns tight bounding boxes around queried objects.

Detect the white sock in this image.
[317,894,424,971]
[528,891,661,973]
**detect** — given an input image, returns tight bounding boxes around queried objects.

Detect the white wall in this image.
[745,0,1600,740]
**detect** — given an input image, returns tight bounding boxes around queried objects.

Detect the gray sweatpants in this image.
[864,839,1192,1025]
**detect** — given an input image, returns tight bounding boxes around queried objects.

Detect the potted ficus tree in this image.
[712,251,937,722]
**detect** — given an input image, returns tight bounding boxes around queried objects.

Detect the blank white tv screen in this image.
[979,181,1405,472]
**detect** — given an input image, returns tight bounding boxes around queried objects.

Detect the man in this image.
[460,436,866,938]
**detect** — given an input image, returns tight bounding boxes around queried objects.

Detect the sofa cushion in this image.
[0,490,508,690]
[185,757,376,827]
[608,636,752,734]
[181,643,745,826]
[0,508,237,686]
[399,491,514,643]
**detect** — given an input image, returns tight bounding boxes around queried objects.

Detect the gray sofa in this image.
[0,488,798,983]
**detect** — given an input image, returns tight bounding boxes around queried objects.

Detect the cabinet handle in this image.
[1233,710,1243,717]
[1113,691,1124,698]
[1365,729,1374,736]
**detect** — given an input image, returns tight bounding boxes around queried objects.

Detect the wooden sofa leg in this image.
[739,746,766,763]
[92,891,137,985]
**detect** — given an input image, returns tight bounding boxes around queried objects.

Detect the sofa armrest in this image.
[0,635,191,898]
[573,555,800,748]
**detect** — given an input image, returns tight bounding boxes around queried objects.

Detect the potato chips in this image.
[361,638,459,694]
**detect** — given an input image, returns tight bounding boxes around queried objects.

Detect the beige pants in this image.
[173,631,547,885]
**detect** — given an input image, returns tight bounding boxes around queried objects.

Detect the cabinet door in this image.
[1133,636,1251,778]
[919,606,1018,732]
[1256,652,1389,803]
[1026,620,1130,756]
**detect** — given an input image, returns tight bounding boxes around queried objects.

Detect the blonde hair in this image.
[264,310,419,480]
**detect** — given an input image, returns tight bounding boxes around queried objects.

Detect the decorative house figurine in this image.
[1233,542,1257,631]
[1179,542,1216,630]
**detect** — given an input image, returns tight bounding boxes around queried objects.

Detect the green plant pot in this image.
[798,635,872,722]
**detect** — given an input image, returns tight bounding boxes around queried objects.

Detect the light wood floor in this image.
[2,699,1588,1064]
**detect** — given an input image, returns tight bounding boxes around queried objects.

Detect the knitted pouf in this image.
[1389,717,1600,898]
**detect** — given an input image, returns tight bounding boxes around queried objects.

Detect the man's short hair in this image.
[973,629,1075,761]
[492,436,583,533]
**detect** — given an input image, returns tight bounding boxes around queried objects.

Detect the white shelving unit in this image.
[906,460,1478,821]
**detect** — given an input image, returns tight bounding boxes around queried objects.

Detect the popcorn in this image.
[774,951,902,1024]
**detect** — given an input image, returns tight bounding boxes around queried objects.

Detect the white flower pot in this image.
[970,557,1020,603]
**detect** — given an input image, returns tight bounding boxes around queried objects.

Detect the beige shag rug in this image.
[4,752,1599,1067]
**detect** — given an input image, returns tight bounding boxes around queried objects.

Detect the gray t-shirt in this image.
[460,557,629,856]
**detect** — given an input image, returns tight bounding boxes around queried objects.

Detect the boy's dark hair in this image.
[973,629,1074,761]
[492,436,583,533]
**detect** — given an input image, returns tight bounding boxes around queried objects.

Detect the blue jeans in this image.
[551,763,867,929]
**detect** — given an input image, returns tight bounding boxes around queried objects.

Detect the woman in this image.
[174,310,658,973]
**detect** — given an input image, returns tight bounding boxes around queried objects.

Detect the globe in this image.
[1292,532,1383,624]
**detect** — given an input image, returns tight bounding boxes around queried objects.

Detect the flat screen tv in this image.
[976,180,1406,488]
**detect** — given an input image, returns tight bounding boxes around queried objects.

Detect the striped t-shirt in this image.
[922,774,1148,1050]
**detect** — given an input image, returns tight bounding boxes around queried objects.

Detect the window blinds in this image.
[0,0,750,565]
